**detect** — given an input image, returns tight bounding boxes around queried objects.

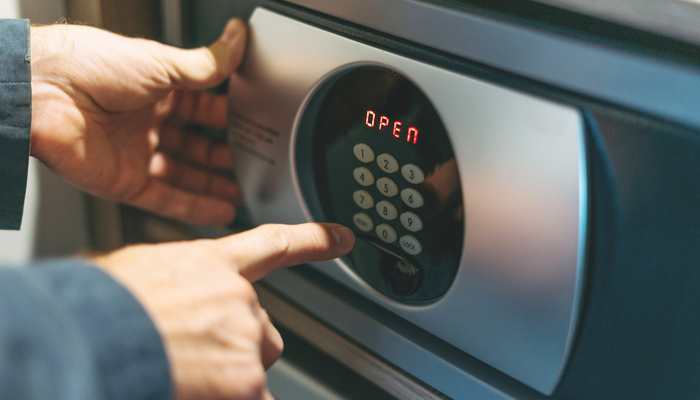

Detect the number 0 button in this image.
[376,200,397,220]
[376,224,397,243]
[401,188,424,208]
[353,167,374,186]
[354,143,374,163]
[377,154,399,173]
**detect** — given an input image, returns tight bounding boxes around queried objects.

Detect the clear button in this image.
[353,213,374,232]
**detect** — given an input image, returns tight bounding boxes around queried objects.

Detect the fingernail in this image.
[332,226,355,248]
[220,19,242,43]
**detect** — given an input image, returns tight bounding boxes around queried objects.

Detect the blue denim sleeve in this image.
[0,261,174,400]
[0,19,31,230]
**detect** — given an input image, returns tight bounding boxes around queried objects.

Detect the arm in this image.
[0,19,31,230]
[0,261,171,400]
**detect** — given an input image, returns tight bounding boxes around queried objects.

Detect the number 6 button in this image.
[401,188,424,208]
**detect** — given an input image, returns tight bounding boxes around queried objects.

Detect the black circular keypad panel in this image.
[298,66,464,303]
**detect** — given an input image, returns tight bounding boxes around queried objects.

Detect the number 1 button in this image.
[354,143,374,163]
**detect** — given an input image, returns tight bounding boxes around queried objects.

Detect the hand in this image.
[30,19,247,225]
[94,222,356,400]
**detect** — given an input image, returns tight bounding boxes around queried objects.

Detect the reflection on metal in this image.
[256,284,451,400]
[229,9,585,394]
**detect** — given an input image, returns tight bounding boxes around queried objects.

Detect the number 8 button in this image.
[376,200,397,220]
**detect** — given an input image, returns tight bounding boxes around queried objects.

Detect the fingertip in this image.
[331,225,355,252]
[218,18,246,44]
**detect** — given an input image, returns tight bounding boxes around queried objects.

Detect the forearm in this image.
[0,261,172,400]
[0,19,31,230]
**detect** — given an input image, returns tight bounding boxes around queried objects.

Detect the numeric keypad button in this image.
[376,224,397,243]
[353,167,374,186]
[353,213,374,232]
[401,164,425,184]
[376,200,397,220]
[377,154,399,173]
[353,190,374,209]
[376,177,398,197]
[401,188,424,208]
[400,212,423,232]
[354,143,375,163]
[399,235,422,255]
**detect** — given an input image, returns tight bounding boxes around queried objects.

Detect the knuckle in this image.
[260,224,291,256]
[307,223,333,252]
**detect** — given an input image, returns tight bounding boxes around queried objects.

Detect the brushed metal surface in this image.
[283,0,700,131]
[228,8,586,395]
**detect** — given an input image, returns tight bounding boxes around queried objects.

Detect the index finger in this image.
[216,223,355,282]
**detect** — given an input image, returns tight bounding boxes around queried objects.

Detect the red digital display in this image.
[365,110,418,144]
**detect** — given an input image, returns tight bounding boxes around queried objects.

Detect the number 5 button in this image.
[401,188,424,208]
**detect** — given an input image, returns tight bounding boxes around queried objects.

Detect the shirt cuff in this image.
[0,19,31,230]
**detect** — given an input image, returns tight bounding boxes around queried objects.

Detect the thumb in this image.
[162,18,247,91]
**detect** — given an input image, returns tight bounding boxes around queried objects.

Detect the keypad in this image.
[376,177,398,197]
[353,190,374,209]
[352,144,425,256]
[353,167,374,186]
